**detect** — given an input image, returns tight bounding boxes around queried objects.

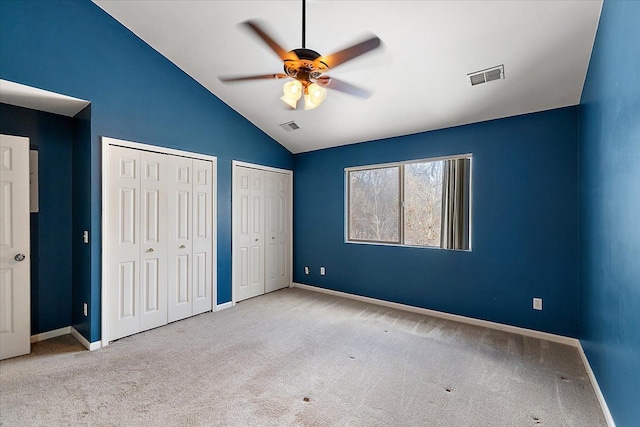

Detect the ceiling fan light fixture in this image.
[220,0,382,112]
[281,95,298,109]
[281,80,303,108]
[304,83,327,110]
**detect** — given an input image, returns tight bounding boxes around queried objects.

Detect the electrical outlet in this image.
[83,303,88,316]
[533,298,543,311]
[320,267,326,276]
[304,266,310,275]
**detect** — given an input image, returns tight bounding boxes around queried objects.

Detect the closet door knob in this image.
[14,253,26,262]
[179,244,186,249]
[255,238,259,242]
[146,248,154,253]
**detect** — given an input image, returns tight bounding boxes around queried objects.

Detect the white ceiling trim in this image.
[0,79,90,117]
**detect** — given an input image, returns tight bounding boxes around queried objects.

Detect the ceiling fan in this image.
[219,0,382,110]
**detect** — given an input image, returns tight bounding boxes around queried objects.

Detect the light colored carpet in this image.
[0,287,606,426]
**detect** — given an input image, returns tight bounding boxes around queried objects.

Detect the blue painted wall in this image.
[0,103,74,335]
[0,0,293,342]
[294,108,580,337]
[579,1,640,425]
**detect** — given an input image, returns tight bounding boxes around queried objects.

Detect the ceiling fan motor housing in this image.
[284,48,328,82]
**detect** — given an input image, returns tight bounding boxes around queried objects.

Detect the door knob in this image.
[146,248,154,253]
[255,238,259,242]
[179,244,186,249]
[14,253,26,262]
[271,236,275,240]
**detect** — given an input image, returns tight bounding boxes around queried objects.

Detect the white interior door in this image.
[234,166,265,301]
[168,157,193,322]
[265,172,291,293]
[108,146,141,340]
[0,134,31,360]
[139,151,168,332]
[192,159,212,315]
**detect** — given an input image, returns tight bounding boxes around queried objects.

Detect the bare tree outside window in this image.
[404,161,443,246]
[349,167,399,242]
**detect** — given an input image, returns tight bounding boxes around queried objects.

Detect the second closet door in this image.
[234,165,291,302]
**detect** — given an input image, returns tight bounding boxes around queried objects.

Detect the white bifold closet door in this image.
[235,167,265,301]
[167,157,213,323]
[108,146,212,341]
[108,147,168,340]
[234,165,290,302]
[264,171,290,293]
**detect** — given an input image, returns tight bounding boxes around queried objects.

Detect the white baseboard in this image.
[70,327,102,351]
[30,326,101,352]
[215,301,233,311]
[30,326,71,343]
[577,342,616,427]
[292,283,578,346]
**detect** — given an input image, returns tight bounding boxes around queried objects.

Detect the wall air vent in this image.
[279,121,300,132]
[467,65,504,87]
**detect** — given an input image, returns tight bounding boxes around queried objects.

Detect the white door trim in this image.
[101,136,217,347]
[231,160,293,305]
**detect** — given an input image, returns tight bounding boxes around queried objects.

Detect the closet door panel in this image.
[235,169,251,300]
[139,152,168,331]
[238,192,250,291]
[265,174,278,292]
[278,174,291,288]
[118,261,136,319]
[234,167,264,301]
[249,172,265,295]
[168,157,193,322]
[108,147,141,340]
[265,172,291,292]
[192,159,212,314]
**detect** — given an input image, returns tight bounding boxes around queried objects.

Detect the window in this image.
[404,160,444,246]
[348,166,400,243]
[346,155,471,250]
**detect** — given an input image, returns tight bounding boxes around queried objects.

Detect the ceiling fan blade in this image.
[219,73,288,83]
[243,20,299,62]
[316,76,371,99]
[319,36,381,69]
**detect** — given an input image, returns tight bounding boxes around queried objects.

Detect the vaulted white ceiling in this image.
[93,1,602,154]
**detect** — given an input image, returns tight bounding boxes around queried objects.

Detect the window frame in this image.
[344,153,472,251]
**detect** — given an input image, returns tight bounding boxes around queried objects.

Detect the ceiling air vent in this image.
[279,121,300,132]
[467,65,504,87]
